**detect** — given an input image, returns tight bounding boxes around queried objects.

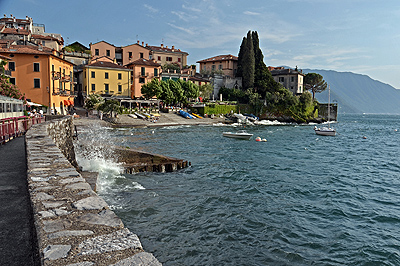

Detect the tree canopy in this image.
[304,73,327,99]
[0,60,25,101]
[141,78,199,105]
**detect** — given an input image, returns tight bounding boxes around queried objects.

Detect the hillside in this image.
[303,69,400,114]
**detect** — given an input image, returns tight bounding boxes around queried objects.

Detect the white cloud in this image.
[167,23,194,35]
[243,11,260,16]
[143,4,158,13]
[182,4,201,12]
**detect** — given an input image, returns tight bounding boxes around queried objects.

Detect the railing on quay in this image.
[0,116,44,145]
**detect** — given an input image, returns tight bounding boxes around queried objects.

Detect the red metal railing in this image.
[0,116,44,145]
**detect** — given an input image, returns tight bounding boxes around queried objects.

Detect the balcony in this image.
[52,88,74,96]
[2,69,12,77]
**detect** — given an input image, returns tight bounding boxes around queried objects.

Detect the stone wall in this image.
[26,116,161,265]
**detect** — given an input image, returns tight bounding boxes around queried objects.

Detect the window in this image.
[128,52,132,58]
[91,71,95,78]
[140,52,143,58]
[91,84,95,91]
[10,77,16,85]
[291,77,294,82]
[212,65,216,70]
[105,72,109,79]
[139,78,145,83]
[106,50,110,57]
[118,73,122,80]
[154,68,158,77]
[218,64,222,70]
[95,49,99,56]
[178,58,181,62]
[279,77,284,82]
[118,84,122,93]
[157,56,161,61]
[105,84,109,93]
[141,67,145,76]
[9,61,15,71]
[34,78,40,88]
[34,62,40,72]
[166,57,172,61]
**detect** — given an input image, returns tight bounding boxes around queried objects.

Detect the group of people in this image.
[27,109,44,118]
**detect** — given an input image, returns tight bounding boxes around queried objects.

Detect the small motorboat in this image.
[223,130,253,140]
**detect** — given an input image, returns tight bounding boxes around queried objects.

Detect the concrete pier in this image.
[25,116,162,265]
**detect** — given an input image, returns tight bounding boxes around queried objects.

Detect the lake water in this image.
[75,114,400,266]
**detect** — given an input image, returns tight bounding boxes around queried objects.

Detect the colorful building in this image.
[125,58,161,98]
[197,54,238,78]
[148,44,188,69]
[83,58,131,98]
[269,67,304,95]
[0,43,75,114]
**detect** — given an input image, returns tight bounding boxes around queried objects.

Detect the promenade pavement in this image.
[0,136,39,266]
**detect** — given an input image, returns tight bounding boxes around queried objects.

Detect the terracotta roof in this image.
[148,45,188,55]
[0,44,53,55]
[189,76,210,82]
[0,18,30,24]
[125,58,160,67]
[270,68,304,76]
[0,54,11,60]
[87,61,129,69]
[197,54,238,63]
[1,27,29,35]
[31,34,64,44]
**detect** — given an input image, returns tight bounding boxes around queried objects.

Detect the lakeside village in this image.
[0,14,337,126]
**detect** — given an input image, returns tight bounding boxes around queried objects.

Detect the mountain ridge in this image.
[302,69,400,114]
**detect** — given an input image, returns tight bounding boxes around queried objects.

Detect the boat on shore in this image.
[223,130,253,140]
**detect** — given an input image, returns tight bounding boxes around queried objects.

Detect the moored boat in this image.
[222,130,253,140]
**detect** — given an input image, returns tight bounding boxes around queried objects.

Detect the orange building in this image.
[90,41,116,62]
[122,41,151,66]
[197,54,238,78]
[126,58,161,98]
[0,43,75,114]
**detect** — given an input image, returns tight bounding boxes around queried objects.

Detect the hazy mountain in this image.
[302,69,400,114]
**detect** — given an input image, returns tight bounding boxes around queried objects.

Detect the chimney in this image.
[142,41,144,46]
[4,14,6,18]
[145,43,148,47]
[137,40,140,44]
[161,44,163,48]
[6,41,10,49]
[172,45,175,49]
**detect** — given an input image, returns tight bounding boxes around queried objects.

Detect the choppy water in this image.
[75,114,400,266]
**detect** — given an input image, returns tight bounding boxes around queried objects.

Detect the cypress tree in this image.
[242,31,254,90]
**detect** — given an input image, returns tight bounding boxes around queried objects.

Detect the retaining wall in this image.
[26,116,161,265]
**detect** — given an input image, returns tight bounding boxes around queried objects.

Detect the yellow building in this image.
[83,59,131,98]
[0,44,75,114]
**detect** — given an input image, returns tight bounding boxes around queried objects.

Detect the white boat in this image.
[314,126,336,136]
[315,85,336,136]
[223,130,253,140]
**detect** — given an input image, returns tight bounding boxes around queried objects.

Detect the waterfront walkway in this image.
[0,136,39,265]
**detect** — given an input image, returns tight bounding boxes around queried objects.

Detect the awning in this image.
[26,101,42,107]
[69,100,74,105]
[63,100,69,106]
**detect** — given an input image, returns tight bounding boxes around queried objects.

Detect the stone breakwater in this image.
[26,116,162,265]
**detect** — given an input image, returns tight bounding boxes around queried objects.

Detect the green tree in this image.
[141,78,162,99]
[160,80,174,105]
[0,60,25,100]
[99,99,123,117]
[168,79,184,104]
[199,83,213,100]
[304,73,327,99]
[179,79,199,101]
[241,31,255,90]
[84,94,104,110]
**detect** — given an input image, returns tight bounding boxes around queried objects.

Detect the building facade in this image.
[0,44,75,114]
[83,59,131,98]
[269,67,304,95]
[126,58,161,98]
[197,54,238,78]
[148,44,188,69]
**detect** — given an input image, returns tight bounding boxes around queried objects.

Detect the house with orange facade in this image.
[148,44,188,69]
[0,43,75,114]
[125,58,161,98]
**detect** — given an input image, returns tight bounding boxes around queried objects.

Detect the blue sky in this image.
[3,0,400,89]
